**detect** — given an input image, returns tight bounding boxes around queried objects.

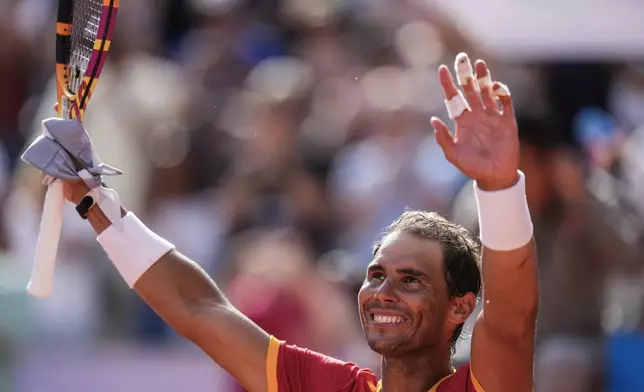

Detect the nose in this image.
[373,277,399,303]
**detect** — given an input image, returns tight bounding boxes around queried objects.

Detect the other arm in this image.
[470,180,538,392]
[81,200,271,392]
[432,54,538,392]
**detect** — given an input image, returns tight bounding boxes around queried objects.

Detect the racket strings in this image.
[68,0,102,93]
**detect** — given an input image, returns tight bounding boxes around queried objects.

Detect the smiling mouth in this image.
[370,313,408,325]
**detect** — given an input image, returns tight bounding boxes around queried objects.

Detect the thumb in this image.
[431,117,456,162]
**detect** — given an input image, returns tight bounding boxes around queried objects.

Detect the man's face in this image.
[358,231,451,356]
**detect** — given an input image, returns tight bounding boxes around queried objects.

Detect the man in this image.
[58,53,538,392]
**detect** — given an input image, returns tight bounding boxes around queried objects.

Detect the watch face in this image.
[76,195,95,219]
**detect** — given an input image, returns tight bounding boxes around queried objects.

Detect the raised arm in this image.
[432,54,538,392]
[470,184,538,392]
[64,183,272,392]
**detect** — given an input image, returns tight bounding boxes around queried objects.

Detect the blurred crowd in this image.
[0,0,644,391]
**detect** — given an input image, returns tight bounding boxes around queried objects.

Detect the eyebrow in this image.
[397,268,430,279]
[367,264,431,280]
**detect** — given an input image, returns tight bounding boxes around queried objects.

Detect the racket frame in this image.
[55,0,119,120]
[28,0,120,298]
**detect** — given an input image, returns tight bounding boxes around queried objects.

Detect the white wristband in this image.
[474,171,533,251]
[97,212,175,287]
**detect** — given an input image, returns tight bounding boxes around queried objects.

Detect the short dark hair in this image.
[372,210,482,350]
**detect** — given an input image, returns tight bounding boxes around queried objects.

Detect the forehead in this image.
[372,231,444,274]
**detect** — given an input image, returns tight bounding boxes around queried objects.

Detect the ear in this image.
[447,292,477,325]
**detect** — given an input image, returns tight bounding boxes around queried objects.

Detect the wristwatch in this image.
[76,195,95,219]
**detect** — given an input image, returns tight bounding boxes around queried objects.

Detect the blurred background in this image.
[1,0,644,391]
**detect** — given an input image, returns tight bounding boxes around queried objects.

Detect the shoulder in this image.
[268,337,378,392]
[434,363,486,392]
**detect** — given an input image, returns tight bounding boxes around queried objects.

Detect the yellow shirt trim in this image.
[470,366,534,392]
[266,336,281,392]
[428,370,457,392]
[469,365,486,392]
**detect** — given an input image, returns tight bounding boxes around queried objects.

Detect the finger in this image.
[438,65,459,100]
[439,65,469,120]
[492,82,515,119]
[475,60,498,112]
[62,181,76,202]
[63,179,90,204]
[431,117,456,161]
[455,53,483,111]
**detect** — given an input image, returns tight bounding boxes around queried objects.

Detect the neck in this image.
[379,347,452,392]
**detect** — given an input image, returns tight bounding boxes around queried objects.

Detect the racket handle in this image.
[27,180,65,298]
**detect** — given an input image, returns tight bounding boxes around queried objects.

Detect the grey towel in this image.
[21,117,125,229]
[21,117,122,188]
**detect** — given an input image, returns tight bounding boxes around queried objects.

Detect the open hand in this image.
[432,53,520,191]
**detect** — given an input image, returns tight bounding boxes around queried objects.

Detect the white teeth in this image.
[373,315,405,324]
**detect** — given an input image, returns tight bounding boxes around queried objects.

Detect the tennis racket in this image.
[27,0,120,298]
